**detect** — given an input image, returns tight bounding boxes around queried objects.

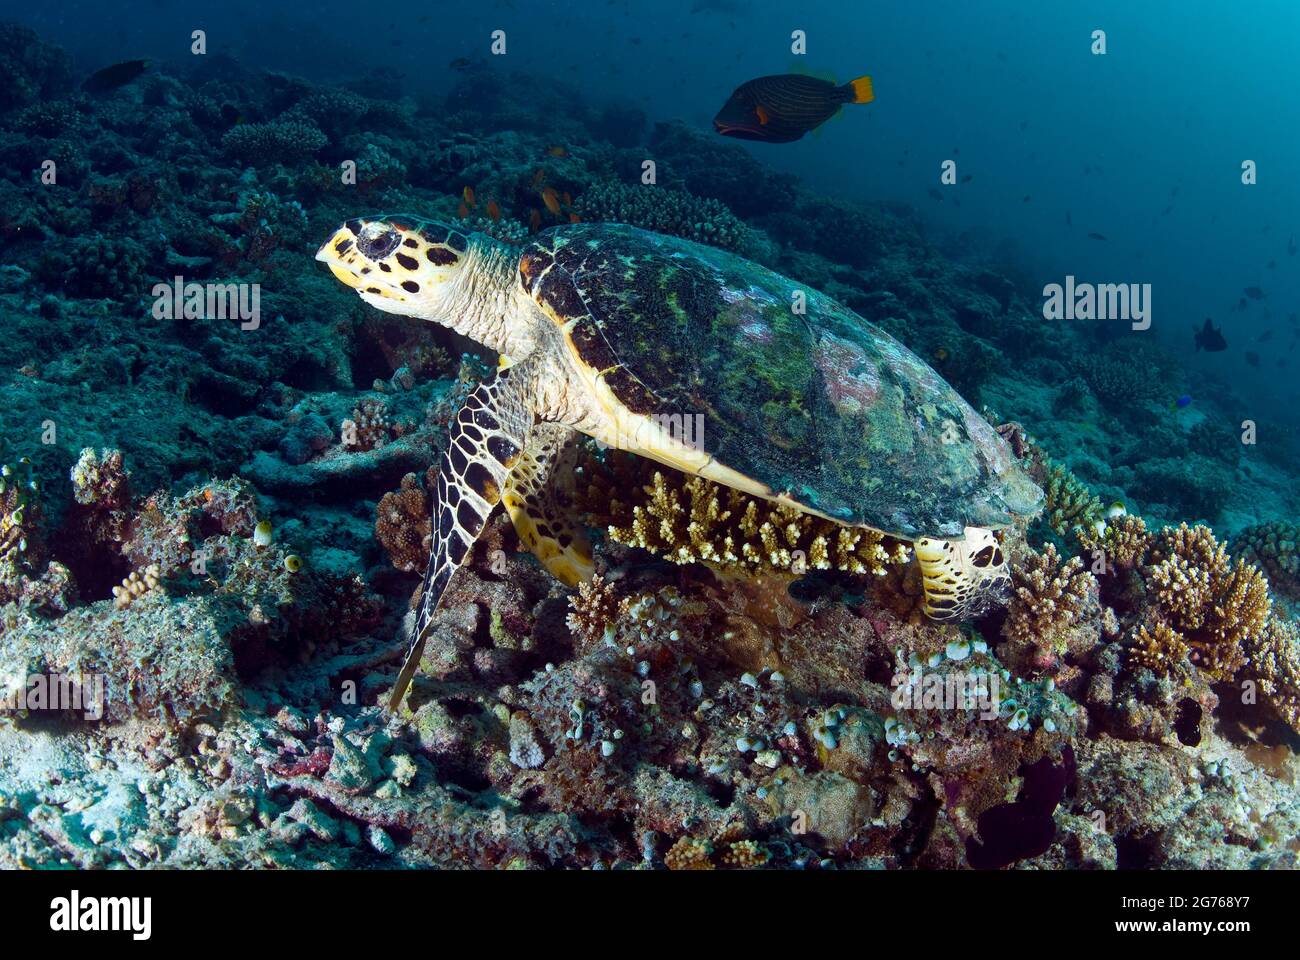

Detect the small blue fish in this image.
[1174,394,1193,409]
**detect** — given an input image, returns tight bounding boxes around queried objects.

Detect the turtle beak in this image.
[317,225,362,289]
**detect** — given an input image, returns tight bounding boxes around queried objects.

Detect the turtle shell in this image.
[518,223,1041,539]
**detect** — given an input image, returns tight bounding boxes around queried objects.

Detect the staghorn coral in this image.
[1135,523,1271,681]
[1242,615,1300,734]
[1001,543,1100,673]
[579,451,909,579]
[1231,521,1300,601]
[574,180,753,252]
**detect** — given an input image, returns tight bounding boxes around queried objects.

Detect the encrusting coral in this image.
[578,451,910,580]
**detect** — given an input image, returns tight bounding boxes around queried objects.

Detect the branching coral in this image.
[343,398,391,452]
[1242,615,1300,735]
[578,451,910,579]
[1133,524,1271,681]
[1001,542,1100,672]
[1078,513,1152,572]
[1127,619,1191,676]
[112,564,163,609]
[1230,521,1300,601]
[0,456,52,608]
[221,119,327,166]
[574,180,753,252]
[1032,455,1103,544]
[375,469,433,573]
[566,575,620,654]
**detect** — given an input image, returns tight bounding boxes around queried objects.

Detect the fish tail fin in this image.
[841,75,874,104]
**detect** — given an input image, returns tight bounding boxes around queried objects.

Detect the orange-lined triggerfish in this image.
[713,73,874,143]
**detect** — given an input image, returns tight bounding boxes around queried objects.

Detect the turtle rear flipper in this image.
[389,361,537,712]
[503,422,594,588]
[914,527,1011,621]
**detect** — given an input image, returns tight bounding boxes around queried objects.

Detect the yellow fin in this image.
[846,75,874,104]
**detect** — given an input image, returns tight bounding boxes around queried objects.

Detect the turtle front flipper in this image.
[502,422,594,588]
[389,362,537,712]
[914,527,1011,621]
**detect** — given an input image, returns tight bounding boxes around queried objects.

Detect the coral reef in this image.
[0,22,1297,873]
[1001,542,1101,675]
[578,451,910,579]
[575,179,753,252]
[1232,521,1300,602]
[1138,523,1270,681]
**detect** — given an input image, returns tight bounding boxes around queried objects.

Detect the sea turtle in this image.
[316,216,1043,710]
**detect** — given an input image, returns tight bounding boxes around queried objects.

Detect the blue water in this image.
[14,0,1298,417]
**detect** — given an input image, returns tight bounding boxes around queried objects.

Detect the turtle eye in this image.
[357,223,401,261]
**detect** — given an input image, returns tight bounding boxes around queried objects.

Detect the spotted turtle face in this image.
[316,214,471,317]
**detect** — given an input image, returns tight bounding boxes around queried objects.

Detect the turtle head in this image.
[317,215,472,319]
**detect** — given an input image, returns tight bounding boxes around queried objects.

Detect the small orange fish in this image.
[547,145,567,157]
[486,200,501,221]
[530,168,546,189]
[529,208,542,232]
[457,201,469,218]
[462,185,476,208]
[541,187,562,216]
[569,212,581,223]
[562,191,572,207]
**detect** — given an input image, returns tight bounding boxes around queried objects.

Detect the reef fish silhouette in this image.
[714,73,873,142]
[82,59,149,93]
[1194,318,1227,352]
